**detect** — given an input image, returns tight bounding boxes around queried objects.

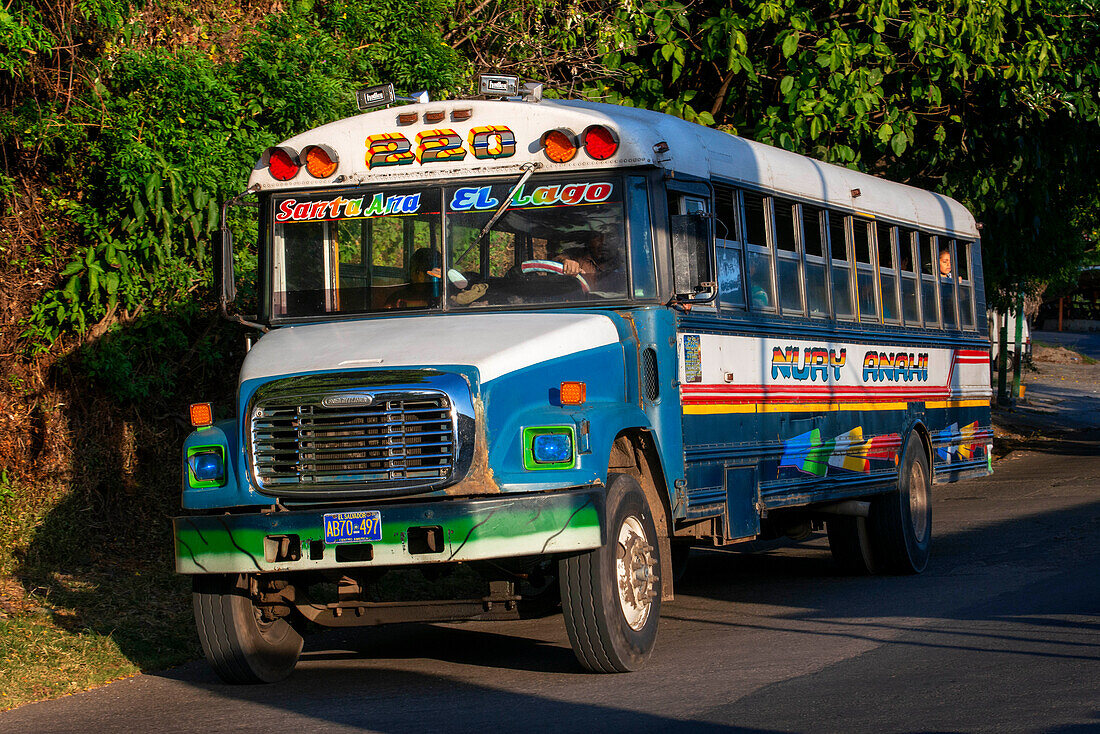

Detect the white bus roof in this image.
[252,98,978,239]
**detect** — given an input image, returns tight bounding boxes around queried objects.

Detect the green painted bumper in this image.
[174,488,604,575]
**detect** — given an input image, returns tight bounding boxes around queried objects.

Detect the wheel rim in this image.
[615,515,657,631]
[908,459,929,541]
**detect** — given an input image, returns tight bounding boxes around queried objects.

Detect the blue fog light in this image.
[532,433,572,464]
[189,451,225,482]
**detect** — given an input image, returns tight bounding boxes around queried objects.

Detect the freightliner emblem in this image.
[322,394,375,408]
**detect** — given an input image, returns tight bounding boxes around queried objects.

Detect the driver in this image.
[559,232,623,292]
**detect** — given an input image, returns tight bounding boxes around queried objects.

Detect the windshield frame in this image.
[259,168,660,325]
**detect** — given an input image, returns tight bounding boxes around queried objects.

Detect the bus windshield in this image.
[269,176,641,319]
[444,176,628,308]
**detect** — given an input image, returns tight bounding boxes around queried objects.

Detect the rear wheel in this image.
[559,473,662,672]
[869,432,932,573]
[192,574,303,684]
[826,432,932,575]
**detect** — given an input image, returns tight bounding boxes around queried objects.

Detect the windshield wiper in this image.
[453,161,540,266]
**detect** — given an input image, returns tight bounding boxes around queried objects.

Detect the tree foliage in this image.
[3,0,464,351]
[449,0,1100,304]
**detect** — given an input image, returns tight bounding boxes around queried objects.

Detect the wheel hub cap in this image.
[616,515,658,630]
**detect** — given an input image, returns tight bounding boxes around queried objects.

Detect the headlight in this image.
[522,427,575,470]
[187,447,226,486]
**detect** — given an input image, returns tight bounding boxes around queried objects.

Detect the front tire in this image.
[559,473,662,672]
[193,574,303,684]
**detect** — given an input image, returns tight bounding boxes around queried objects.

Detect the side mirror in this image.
[670,212,716,301]
[214,226,236,308]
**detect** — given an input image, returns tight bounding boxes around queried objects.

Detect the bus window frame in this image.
[800,202,832,319]
[940,238,960,330]
[956,240,977,330]
[919,232,942,328]
[713,185,747,312]
[875,222,902,325]
[897,227,922,327]
[828,211,856,321]
[742,189,778,314]
[773,196,807,317]
[853,216,880,324]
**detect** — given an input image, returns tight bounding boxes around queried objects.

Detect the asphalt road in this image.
[3,432,1098,734]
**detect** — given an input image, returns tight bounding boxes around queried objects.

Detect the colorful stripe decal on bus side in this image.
[678,333,991,415]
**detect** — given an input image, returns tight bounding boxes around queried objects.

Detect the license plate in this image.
[323,510,382,544]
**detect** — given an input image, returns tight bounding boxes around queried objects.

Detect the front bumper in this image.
[174,487,604,575]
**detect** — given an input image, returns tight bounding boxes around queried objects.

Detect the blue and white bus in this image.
[176,77,993,682]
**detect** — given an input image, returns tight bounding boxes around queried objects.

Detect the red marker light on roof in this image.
[266,147,300,181]
[582,125,618,160]
[303,144,338,178]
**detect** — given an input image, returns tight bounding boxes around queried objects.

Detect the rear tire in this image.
[192,574,303,684]
[826,431,932,575]
[559,473,662,672]
[869,432,932,573]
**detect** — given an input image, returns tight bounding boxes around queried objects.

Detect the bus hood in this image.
[239,312,622,387]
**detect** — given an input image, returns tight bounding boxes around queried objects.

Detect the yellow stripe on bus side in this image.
[925,399,991,409]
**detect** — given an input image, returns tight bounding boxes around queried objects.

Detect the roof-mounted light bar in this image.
[479,74,543,103]
[356,83,430,111]
[480,74,519,97]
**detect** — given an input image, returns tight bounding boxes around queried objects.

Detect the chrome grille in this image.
[250,391,455,494]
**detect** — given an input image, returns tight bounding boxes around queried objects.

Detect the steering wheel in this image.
[519,260,591,294]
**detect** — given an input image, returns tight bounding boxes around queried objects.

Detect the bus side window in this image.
[715,185,745,310]
[877,222,900,324]
[743,191,775,311]
[957,241,976,329]
[828,211,854,320]
[919,232,941,327]
[774,198,804,315]
[853,218,878,322]
[940,239,958,329]
[801,204,829,318]
[627,176,657,299]
[898,228,921,325]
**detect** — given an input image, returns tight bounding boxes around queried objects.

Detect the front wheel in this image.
[193,574,303,684]
[559,473,662,672]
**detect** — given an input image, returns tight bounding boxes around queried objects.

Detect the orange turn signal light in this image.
[189,402,214,427]
[560,381,586,406]
[541,129,578,163]
[303,144,338,178]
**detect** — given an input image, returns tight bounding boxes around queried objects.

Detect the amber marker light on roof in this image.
[541,129,578,163]
[559,381,586,406]
[190,402,214,428]
[303,144,339,178]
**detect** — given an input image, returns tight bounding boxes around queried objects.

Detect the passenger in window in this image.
[387,247,442,308]
[749,256,771,309]
[939,249,952,277]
